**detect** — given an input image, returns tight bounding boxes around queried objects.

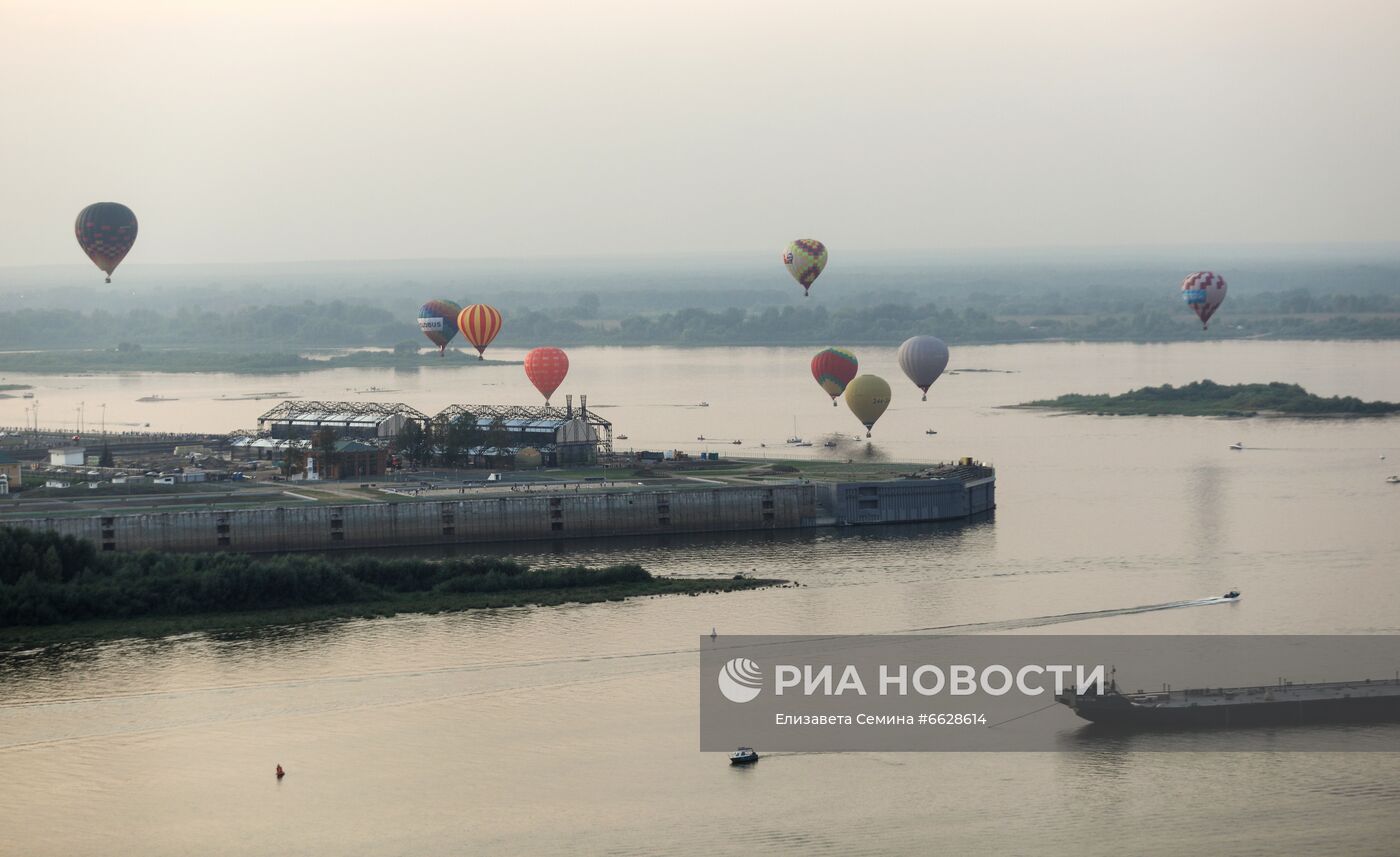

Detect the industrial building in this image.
[242,396,611,470]
[432,395,612,467]
[257,401,428,440]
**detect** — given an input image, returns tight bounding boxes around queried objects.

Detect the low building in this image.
[321,439,387,480]
[0,451,20,486]
[49,447,85,467]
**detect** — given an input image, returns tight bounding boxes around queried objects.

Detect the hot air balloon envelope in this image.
[844,374,891,438]
[524,347,569,404]
[811,347,859,406]
[457,304,503,359]
[418,299,462,355]
[896,336,950,401]
[1181,272,1227,329]
[75,203,138,283]
[782,239,828,296]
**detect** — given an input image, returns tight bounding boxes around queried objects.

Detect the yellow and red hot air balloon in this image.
[524,347,569,405]
[457,304,502,359]
[811,347,859,406]
[75,202,138,283]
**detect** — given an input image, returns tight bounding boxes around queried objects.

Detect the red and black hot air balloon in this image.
[75,203,138,283]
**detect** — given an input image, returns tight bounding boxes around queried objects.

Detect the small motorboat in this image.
[729,747,759,765]
[1223,590,1241,600]
[697,435,706,441]
[697,402,710,408]
[1386,475,1400,484]
[617,434,628,440]
[1229,442,1244,450]
[731,440,742,445]
[794,441,812,448]
[925,429,937,435]
[823,440,836,448]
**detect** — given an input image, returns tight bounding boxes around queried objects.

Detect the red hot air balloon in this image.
[524,347,569,405]
[75,203,138,283]
[811,347,859,406]
[1181,272,1227,330]
[457,304,503,359]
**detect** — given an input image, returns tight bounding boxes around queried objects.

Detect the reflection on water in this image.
[2,342,1400,855]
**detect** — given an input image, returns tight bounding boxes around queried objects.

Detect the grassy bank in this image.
[0,576,780,646]
[0,527,783,643]
[1016,380,1400,417]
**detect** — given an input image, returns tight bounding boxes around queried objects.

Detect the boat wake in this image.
[898,595,1237,634]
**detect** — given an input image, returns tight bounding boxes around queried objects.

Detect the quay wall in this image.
[7,484,817,553]
[815,476,996,524]
[3,476,995,554]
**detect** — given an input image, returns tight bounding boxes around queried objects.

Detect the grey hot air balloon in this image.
[896,335,950,401]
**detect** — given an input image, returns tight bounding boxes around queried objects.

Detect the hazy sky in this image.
[2,0,1398,267]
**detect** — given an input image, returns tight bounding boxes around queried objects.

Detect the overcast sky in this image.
[2,0,1398,267]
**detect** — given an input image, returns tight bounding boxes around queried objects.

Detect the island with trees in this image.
[0,527,781,642]
[1016,380,1400,417]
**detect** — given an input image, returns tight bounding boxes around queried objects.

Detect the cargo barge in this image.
[1056,677,1400,728]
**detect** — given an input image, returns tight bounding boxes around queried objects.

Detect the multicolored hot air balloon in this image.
[1181,272,1227,330]
[811,347,859,406]
[781,239,828,297]
[457,304,503,359]
[417,299,462,355]
[896,336,950,401]
[844,374,891,438]
[524,347,569,405]
[75,203,138,283]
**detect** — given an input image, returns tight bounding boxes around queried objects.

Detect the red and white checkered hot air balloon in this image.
[1181,272,1227,330]
[524,347,569,405]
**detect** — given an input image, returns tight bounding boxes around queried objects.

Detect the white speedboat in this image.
[729,747,759,765]
[1229,442,1244,450]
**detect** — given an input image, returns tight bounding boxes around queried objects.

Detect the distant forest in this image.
[2,288,1400,353]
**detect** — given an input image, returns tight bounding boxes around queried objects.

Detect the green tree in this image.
[393,340,421,357]
[312,429,338,478]
[39,546,63,583]
[440,414,482,467]
[99,444,114,468]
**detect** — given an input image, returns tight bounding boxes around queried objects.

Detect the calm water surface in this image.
[2,341,1399,855]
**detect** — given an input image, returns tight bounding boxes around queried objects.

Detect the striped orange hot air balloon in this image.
[457,304,503,359]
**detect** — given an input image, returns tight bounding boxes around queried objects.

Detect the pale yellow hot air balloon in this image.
[844,374,891,438]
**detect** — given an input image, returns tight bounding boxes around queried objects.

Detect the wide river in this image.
[2,341,1399,855]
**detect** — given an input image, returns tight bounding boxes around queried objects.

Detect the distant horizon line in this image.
[5,239,1400,272]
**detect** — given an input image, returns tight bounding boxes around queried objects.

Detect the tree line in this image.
[0,526,651,627]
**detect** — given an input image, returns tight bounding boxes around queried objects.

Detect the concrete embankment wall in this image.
[815,476,996,525]
[6,484,819,553]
